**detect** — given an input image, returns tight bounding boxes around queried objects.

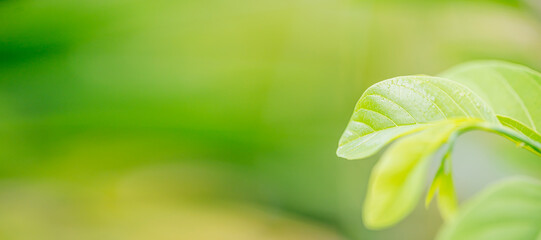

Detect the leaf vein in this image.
[396,81,447,119]
[492,70,536,131]
[363,94,418,122]
[425,82,470,117]
[358,108,398,126]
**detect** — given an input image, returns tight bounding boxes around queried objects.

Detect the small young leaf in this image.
[435,170,458,220]
[497,115,541,143]
[437,177,541,240]
[363,120,473,229]
[337,76,498,160]
[425,170,441,207]
[426,139,458,220]
[497,115,541,156]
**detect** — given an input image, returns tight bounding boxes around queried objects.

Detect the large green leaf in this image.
[441,61,541,153]
[437,177,541,240]
[337,76,498,160]
[363,119,475,229]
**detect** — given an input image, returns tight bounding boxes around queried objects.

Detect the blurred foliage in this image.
[1,0,541,239]
[437,177,541,240]
[0,163,344,240]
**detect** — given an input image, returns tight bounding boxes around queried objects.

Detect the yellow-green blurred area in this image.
[1,0,541,239]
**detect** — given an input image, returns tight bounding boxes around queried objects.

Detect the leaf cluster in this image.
[337,61,541,239]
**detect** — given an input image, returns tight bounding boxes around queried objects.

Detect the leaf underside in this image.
[363,120,472,229]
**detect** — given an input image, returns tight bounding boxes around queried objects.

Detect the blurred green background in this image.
[1,0,541,239]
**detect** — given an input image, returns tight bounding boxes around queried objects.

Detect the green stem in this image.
[437,120,541,179]
[427,120,541,218]
[459,122,541,155]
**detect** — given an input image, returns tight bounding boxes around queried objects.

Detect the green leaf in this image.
[426,168,458,221]
[426,135,459,221]
[497,115,541,156]
[337,76,498,160]
[363,119,474,229]
[437,177,541,240]
[338,62,541,230]
[436,170,457,220]
[441,61,541,153]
